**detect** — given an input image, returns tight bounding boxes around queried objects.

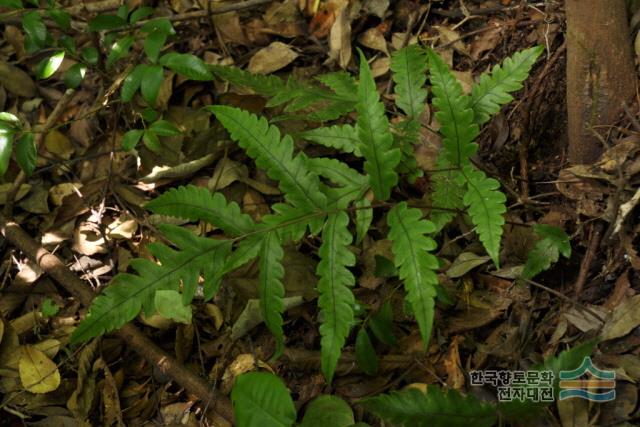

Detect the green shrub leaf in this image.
[300,395,354,427]
[231,372,296,427]
[140,65,164,106]
[160,53,213,81]
[15,133,36,176]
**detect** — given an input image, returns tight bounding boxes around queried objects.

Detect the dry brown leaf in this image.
[247,41,299,74]
[601,294,640,340]
[470,20,503,60]
[0,61,36,97]
[213,12,250,45]
[359,27,389,55]
[444,336,465,389]
[264,0,304,38]
[44,130,74,160]
[19,345,61,394]
[326,0,355,69]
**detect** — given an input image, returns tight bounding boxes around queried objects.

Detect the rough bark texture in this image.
[566,0,637,164]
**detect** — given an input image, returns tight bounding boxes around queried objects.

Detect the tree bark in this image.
[566,0,637,164]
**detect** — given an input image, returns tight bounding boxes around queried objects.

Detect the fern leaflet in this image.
[316,212,356,383]
[71,224,231,343]
[209,64,284,97]
[145,185,255,236]
[209,106,327,232]
[391,44,428,120]
[306,157,368,191]
[362,387,497,427]
[316,71,357,98]
[300,124,361,156]
[471,45,544,125]
[427,49,479,167]
[259,231,286,358]
[387,202,439,348]
[460,166,506,267]
[429,156,464,232]
[522,224,571,280]
[356,50,401,201]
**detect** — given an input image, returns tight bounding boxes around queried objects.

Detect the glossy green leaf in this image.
[140,18,174,35]
[64,63,86,89]
[88,14,127,31]
[143,30,167,63]
[231,372,296,427]
[0,129,12,177]
[159,53,213,81]
[81,47,99,65]
[300,395,354,427]
[47,9,71,31]
[129,6,154,24]
[121,64,147,102]
[22,12,47,49]
[106,35,134,68]
[15,133,36,175]
[142,130,161,153]
[36,51,65,79]
[122,129,144,151]
[140,65,164,106]
[149,120,181,136]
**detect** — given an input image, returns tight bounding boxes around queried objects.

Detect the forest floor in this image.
[1,0,640,426]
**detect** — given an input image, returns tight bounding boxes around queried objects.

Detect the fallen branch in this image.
[0,214,234,424]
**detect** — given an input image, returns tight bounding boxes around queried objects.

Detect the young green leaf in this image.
[22,12,47,49]
[356,50,401,201]
[522,224,571,280]
[154,290,192,324]
[427,49,479,167]
[15,133,36,175]
[121,64,147,102]
[141,65,164,106]
[142,130,161,152]
[387,202,439,348]
[122,129,144,151]
[300,395,355,427]
[0,128,12,176]
[231,372,296,427]
[41,298,59,318]
[471,45,544,125]
[64,63,86,89]
[259,232,286,358]
[355,327,379,376]
[149,120,180,136]
[460,166,506,267]
[81,47,99,65]
[106,35,134,68]
[88,14,127,31]
[159,53,213,81]
[316,212,356,383]
[36,51,65,79]
[143,30,167,63]
[363,387,497,427]
[390,44,428,120]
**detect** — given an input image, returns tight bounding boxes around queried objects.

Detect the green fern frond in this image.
[145,185,255,236]
[260,203,316,242]
[391,45,428,120]
[356,50,401,201]
[209,64,284,97]
[71,224,231,343]
[471,45,544,125]
[427,49,479,167]
[316,212,356,383]
[392,119,422,179]
[429,156,464,232]
[355,197,373,244]
[300,124,361,156]
[259,231,286,358]
[209,106,327,231]
[362,387,497,427]
[306,157,368,190]
[387,202,439,348]
[316,71,357,98]
[222,236,262,276]
[460,166,506,267]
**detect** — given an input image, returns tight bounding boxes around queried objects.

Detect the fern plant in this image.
[71,44,543,385]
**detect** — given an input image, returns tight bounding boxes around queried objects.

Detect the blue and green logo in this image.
[559,357,615,402]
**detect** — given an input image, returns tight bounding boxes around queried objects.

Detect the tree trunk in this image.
[565,0,637,164]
